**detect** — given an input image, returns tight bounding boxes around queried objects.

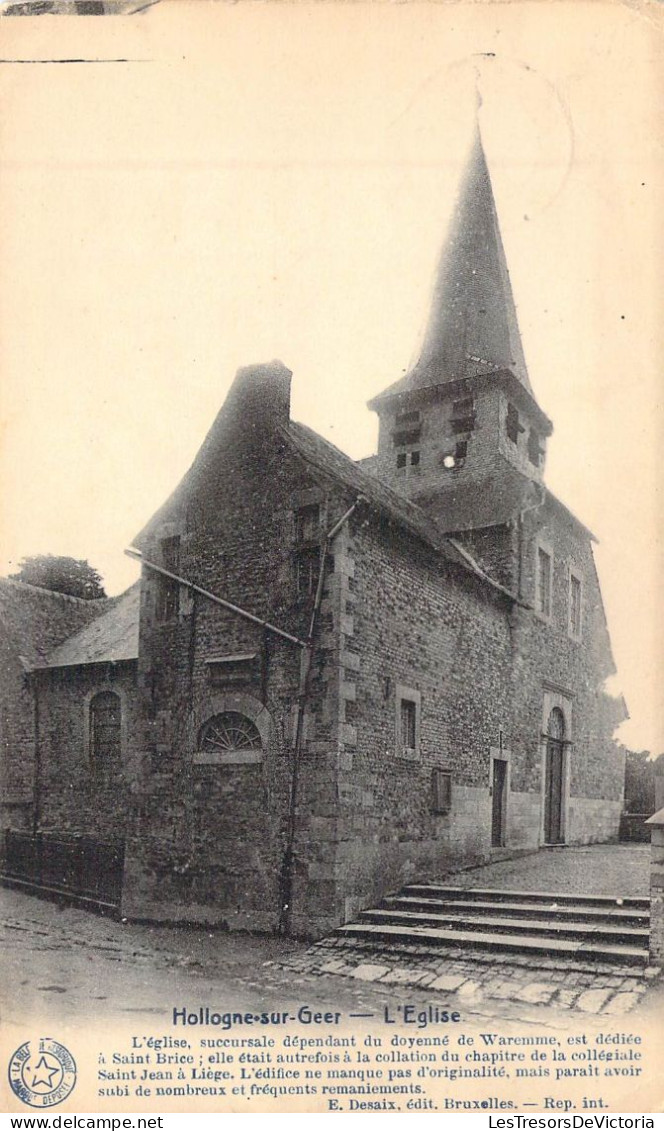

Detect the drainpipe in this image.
[279,497,364,936]
[124,549,307,648]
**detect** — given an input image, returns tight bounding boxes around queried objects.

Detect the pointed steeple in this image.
[405,113,533,395]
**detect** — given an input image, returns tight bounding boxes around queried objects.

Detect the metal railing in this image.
[3,829,124,912]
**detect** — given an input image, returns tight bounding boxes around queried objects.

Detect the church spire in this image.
[405,110,533,396]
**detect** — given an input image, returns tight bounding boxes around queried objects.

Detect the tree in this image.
[9,555,107,600]
[623,749,656,815]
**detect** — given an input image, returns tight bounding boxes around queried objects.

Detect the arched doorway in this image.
[544,707,566,844]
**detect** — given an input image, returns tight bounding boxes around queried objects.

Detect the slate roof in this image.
[0,578,111,670]
[282,422,508,591]
[391,123,531,394]
[41,582,140,669]
[413,459,595,542]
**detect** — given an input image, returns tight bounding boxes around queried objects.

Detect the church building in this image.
[0,122,626,936]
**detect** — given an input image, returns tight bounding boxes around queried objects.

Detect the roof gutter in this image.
[124,548,307,648]
[446,537,530,607]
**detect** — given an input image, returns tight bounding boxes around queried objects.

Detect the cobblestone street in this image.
[443,844,651,897]
[1,846,661,1031]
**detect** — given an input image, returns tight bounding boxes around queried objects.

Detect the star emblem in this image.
[30,1055,60,1090]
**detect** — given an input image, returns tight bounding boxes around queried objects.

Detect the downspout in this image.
[278,497,364,936]
[31,672,41,838]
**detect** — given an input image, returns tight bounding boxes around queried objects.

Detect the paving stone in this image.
[481,977,511,995]
[456,979,483,998]
[575,988,614,1013]
[512,982,557,1005]
[318,959,352,974]
[484,981,518,1000]
[380,967,428,985]
[556,988,581,1009]
[350,963,391,981]
[415,971,440,988]
[602,992,641,1015]
[644,967,662,980]
[428,972,469,992]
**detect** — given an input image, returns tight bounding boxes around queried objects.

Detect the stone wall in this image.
[514,497,625,835]
[122,364,354,933]
[0,581,108,835]
[33,662,137,840]
[327,513,514,918]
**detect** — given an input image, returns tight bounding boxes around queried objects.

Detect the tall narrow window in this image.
[155,535,180,622]
[396,685,421,759]
[569,572,582,639]
[295,504,320,543]
[536,547,553,619]
[400,699,416,753]
[90,691,121,772]
[528,428,542,467]
[432,769,452,814]
[295,546,320,597]
[506,403,523,444]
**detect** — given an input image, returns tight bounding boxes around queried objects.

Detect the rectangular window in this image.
[295,547,320,597]
[392,428,421,447]
[400,699,416,752]
[451,396,476,434]
[528,428,542,467]
[396,452,407,469]
[396,685,421,759]
[569,571,582,639]
[410,450,420,466]
[506,402,523,444]
[395,409,420,425]
[432,769,452,814]
[536,546,552,619]
[155,535,180,622]
[295,504,320,543]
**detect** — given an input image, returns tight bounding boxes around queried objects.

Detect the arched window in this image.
[90,691,122,770]
[198,712,262,755]
[547,707,565,741]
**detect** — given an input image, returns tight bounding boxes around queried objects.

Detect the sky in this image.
[0,1,662,752]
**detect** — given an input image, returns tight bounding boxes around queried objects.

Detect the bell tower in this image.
[368,113,552,502]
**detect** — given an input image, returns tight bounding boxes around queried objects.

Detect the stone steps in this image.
[403,884,650,910]
[360,908,649,945]
[335,885,651,969]
[382,895,648,927]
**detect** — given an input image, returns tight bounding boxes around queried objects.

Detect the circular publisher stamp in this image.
[8,1038,77,1108]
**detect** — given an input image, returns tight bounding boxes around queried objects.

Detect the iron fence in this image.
[3,830,124,911]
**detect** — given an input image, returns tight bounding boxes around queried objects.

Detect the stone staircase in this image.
[336,884,651,969]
